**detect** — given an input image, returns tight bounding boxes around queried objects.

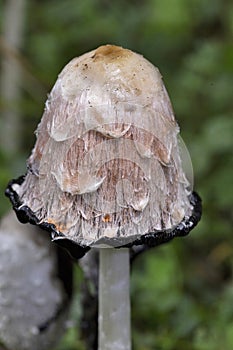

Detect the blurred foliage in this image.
[0,0,232,349]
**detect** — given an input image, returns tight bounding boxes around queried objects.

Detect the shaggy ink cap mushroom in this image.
[6,45,202,259]
[0,212,73,350]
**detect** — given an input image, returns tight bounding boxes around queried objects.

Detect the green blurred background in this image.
[0,0,232,349]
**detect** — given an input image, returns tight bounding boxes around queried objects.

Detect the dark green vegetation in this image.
[0,0,232,349]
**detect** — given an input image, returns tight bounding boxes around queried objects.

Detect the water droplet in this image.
[77,173,105,194]
[131,195,149,211]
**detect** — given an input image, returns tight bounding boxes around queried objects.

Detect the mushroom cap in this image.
[6,45,201,253]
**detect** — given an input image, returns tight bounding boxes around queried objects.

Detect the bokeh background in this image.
[0,0,232,349]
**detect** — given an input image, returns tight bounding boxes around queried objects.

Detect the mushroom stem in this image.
[98,248,131,350]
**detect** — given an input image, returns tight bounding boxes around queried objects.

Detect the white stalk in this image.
[98,248,131,350]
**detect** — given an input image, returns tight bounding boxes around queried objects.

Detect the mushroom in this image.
[0,211,73,350]
[6,45,202,349]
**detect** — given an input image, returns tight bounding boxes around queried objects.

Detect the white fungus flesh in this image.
[16,45,192,247]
